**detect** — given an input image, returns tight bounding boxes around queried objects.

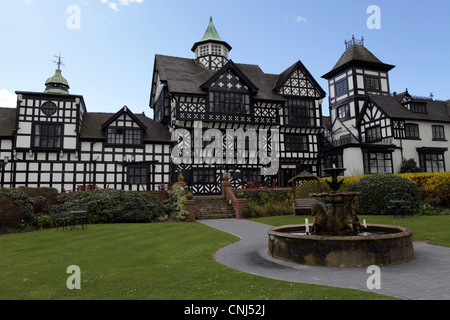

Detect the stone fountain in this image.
[267,167,414,268]
[310,167,362,236]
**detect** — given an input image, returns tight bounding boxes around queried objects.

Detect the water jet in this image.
[268,167,414,268]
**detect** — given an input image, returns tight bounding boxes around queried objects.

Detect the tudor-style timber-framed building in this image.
[149,17,326,194]
[2,21,447,195]
[321,36,450,176]
[0,17,326,195]
[0,66,172,192]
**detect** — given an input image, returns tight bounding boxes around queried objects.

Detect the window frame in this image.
[284,134,309,152]
[208,91,251,115]
[283,99,316,127]
[335,79,348,96]
[363,151,393,175]
[337,104,350,119]
[127,164,149,185]
[409,102,427,114]
[106,127,143,146]
[32,123,63,150]
[365,125,382,143]
[432,125,446,141]
[364,76,381,92]
[404,123,420,139]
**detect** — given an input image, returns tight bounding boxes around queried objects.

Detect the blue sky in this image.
[0,0,449,117]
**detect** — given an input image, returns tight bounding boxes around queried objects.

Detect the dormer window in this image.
[107,127,143,146]
[409,102,427,114]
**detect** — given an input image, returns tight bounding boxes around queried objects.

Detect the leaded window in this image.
[410,103,427,114]
[419,153,445,173]
[432,125,445,140]
[107,128,143,146]
[284,134,309,152]
[41,101,58,116]
[363,152,393,174]
[365,125,382,142]
[425,154,445,172]
[335,79,348,96]
[404,123,420,139]
[337,104,350,119]
[364,76,380,91]
[209,91,250,114]
[128,165,149,185]
[33,123,62,149]
[283,99,315,127]
[242,169,261,182]
[192,168,216,183]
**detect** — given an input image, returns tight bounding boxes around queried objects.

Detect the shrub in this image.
[56,189,165,224]
[239,189,294,218]
[413,203,440,216]
[0,194,28,230]
[165,184,188,220]
[399,159,422,173]
[397,172,450,207]
[0,188,34,231]
[346,174,421,215]
[18,187,59,205]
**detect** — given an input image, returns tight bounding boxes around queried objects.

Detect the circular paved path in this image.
[198,218,450,300]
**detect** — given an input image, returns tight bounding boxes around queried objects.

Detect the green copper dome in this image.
[200,17,223,42]
[44,68,70,94]
[191,17,232,52]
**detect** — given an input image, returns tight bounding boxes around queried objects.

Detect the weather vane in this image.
[53,52,65,69]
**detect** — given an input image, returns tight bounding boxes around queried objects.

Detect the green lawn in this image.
[0,222,394,300]
[251,214,450,248]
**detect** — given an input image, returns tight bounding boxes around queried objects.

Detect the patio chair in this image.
[384,194,397,216]
[401,194,414,217]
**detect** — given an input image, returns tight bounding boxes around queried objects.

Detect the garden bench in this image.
[293,198,320,215]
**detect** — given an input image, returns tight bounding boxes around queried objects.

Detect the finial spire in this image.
[53,52,65,69]
[345,35,364,49]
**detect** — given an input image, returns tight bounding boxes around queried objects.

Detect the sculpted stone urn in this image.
[310,167,362,236]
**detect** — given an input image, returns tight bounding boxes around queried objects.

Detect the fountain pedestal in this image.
[267,166,415,268]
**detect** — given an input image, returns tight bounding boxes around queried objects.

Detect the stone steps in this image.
[194,196,236,219]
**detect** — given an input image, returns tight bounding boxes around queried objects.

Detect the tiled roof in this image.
[154,54,325,102]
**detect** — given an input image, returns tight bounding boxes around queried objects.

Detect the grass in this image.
[0,222,394,300]
[250,214,450,248]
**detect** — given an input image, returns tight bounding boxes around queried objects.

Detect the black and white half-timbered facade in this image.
[321,36,450,175]
[0,66,172,191]
[149,17,326,193]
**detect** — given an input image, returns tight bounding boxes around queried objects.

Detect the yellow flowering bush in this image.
[396,172,450,207]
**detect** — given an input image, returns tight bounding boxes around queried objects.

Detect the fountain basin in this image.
[268,224,414,268]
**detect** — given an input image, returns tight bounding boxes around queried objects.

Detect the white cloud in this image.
[119,0,144,5]
[101,0,143,12]
[295,16,307,24]
[0,89,17,108]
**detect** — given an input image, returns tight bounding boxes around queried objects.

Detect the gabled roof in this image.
[322,45,395,79]
[81,112,171,143]
[153,55,214,96]
[0,107,17,137]
[357,94,450,124]
[101,106,147,131]
[152,54,324,103]
[200,60,259,93]
[275,60,326,98]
